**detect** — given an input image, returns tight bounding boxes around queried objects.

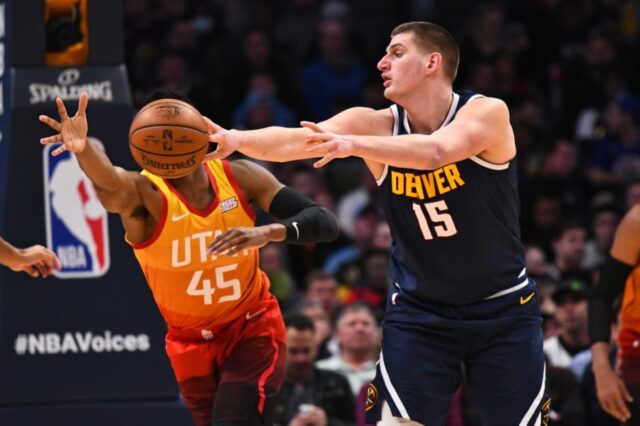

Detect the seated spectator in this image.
[583,203,621,270]
[544,280,591,371]
[303,270,342,318]
[345,249,390,312]
[295,299,335,360]
[316,303,379,396]
[547,219,589,283]
[274,314,356,426]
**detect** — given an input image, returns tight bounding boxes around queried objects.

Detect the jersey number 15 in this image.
[412,200,458,240]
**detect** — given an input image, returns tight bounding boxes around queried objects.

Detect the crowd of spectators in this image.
[123,0,640,424]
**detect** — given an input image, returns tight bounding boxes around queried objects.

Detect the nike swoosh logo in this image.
[246,308,266,321]
[520,292,535,305]
[171,212,190,222]
[292,222,300,240]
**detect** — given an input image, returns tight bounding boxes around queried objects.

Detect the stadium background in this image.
[0,0,639,425]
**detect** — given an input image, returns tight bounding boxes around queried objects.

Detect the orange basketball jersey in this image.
[127,159,269,330]
[619,265,640,356]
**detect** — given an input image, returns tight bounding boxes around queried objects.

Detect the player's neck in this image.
[169,165,215,208]
[402,82,454,135]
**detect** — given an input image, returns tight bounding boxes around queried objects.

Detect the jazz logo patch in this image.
[220,197,238,213]
[43,144,110,278]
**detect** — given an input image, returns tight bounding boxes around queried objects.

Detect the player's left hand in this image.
[7,245,61,278]
[208,226,273,256]
[302,121,355,168]
[202,116,240,161]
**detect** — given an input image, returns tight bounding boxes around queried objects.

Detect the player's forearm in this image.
[74,140,121,192]
[234,127,315,162]
[0,238,19,267]
[352,134,441,170]
[592,342,613,372]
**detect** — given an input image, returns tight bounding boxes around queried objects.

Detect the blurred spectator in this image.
[295,299,335,361]
[303,270,342,318]
[316,303,379,396]
[300,19,367,121]
[260,243,296,309]
[233,73,297,130]
[545,364,588,426]
[370,221,391,250]
[624,178,640,210]
[345,249,390,312]
[589,92,640,186]
[583,203,622,270]
[274,314,356,426]
[547,220,589,283]
[544,279,591,371]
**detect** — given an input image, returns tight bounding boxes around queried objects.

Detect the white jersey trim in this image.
[380,352,411,419]
[520,364,546,425]
[469,155,510,170]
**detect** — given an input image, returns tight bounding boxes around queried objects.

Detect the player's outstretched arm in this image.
[39,93,143,214]
[204,107,389,163]
[207,160,338,256]
[305,97,514,170]
[590,206,640,422]
[0,237,61,278]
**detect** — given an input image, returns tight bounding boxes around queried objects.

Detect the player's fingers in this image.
[52,144,67,157]
[300,121,323,133]
[39,115,62,131]
[313,153,335,168]
[77,92,89,116]
[24,265,39,278]
[56,97,69,120]
[40,134,63,145]
[48,249,61,270]
[208,230,239,253]
[305,133,331,144]
[620,380,634,403]
[202,116,224,134]
[218,235,249,256]
[34,261,49,278]
[306,140,332,153]
[205,146,232,161]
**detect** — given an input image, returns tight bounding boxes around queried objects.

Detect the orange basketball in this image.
[129,99,210,178]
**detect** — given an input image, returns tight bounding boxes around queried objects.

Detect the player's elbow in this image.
[316,207,339,242]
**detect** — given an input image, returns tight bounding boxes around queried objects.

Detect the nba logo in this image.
[43,143,110,278]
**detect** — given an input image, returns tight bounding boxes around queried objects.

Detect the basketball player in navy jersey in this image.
[206,21,547,425]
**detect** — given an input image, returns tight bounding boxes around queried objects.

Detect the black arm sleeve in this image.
[268,186,339,244]
[588,255,634,344]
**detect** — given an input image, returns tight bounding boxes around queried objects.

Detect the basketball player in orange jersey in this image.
[0,236,60,277]
[590,204,640,424]
[38,91,338,426]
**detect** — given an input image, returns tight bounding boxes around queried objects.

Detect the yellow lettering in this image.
[434,169,451,194]
[420,173,437,198]
[391,171,404,195]
[444,164,465,189]
[405,173,424,200]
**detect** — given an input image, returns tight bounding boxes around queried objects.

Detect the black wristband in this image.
[269,186,338,244]
[588,255,634,344]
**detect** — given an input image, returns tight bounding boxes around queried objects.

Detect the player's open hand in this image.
[39,92,89,156]
[302,121,355,168]
[594,362,633,422]
[7,245,61,278]
[203,117,240,161]
[208,226,273,256]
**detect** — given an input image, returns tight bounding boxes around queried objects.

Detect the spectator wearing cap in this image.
[544,279,591,371]
[589,92,640,186]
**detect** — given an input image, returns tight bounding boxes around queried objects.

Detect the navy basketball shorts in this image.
[365,280,549,426]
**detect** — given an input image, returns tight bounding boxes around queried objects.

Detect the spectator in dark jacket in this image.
[274,314,356,426]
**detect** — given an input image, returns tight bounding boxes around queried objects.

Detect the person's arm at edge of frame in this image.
[207,160,338,256]
[304,97,513,170]
[589,205,640,422]
[0,237,60,277]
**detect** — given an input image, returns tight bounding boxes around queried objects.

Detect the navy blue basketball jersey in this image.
[378,91,526,305]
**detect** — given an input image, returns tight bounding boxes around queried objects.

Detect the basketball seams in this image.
[130,123,209,134]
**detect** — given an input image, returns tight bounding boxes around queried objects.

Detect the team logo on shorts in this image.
[365,383,378,411]
[43,143,110,278]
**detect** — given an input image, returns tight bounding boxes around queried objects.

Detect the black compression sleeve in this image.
[268,186,339,244]
[589,255,634,344]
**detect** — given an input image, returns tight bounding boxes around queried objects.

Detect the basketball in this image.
[129,99,210,178]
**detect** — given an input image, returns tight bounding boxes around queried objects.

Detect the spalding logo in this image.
[155,105,181,118]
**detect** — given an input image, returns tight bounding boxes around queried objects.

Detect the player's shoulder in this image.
[624,204,640,229]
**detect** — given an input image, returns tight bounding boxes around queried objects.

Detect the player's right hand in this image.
[203,116,240,160]
[7,245,61,278]
[594,362,633,422]
[39,92,89,156]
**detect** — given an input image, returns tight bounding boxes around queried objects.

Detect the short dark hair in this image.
[551,218,587,242]
[304,270,336,292]
[391,21,460,82]
[143,89,193,106]
[284,313,315,332]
